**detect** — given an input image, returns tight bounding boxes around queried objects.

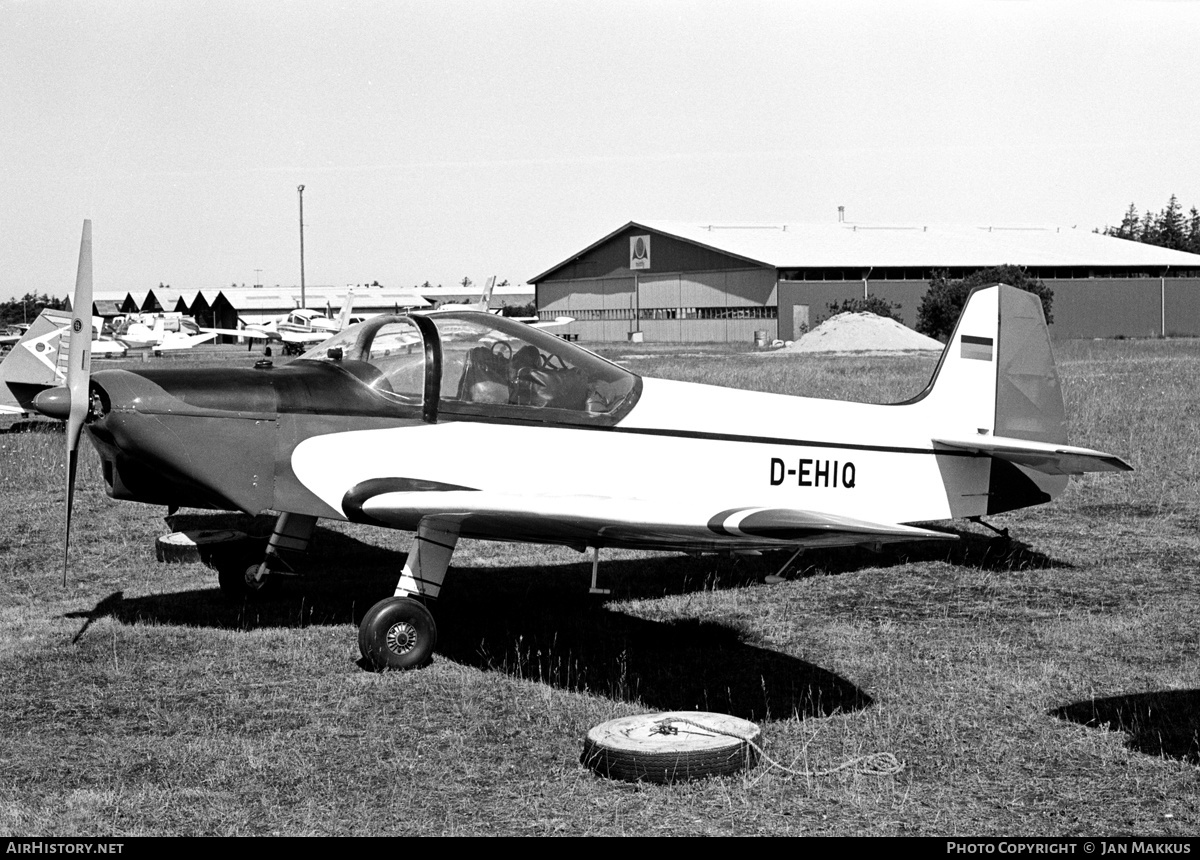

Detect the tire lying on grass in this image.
[154,530,250,564]
[582,711,761,783]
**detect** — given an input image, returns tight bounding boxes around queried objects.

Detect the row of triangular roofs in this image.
[77,283,536,323]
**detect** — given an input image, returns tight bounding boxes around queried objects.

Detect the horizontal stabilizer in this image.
[933,436,1132,475]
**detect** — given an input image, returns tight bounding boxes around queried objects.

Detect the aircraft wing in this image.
[344,486,955,552]
[180,331,219,348]
[933,436,1132,475]
[201,326,279,342]
[507,315,576,329]
[278,330,332,345]
[529,316,575,329]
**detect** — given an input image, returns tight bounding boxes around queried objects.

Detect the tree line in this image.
[0,292,67,328]
[1100,195,1200,254]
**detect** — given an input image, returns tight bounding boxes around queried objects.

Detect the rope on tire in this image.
[654,716,905,779]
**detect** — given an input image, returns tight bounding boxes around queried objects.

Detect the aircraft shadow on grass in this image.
[63,521,871,721]
[65,516,1068,722]
[1051,691,1200,765]
[771,526,1068,578]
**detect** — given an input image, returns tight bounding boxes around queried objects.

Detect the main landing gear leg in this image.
[359,518,459,671]
[589,546,610,595]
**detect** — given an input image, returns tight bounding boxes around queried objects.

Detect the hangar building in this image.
[530,221,1200,342]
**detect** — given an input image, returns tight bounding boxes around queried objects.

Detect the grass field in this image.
[1,338,1198,836]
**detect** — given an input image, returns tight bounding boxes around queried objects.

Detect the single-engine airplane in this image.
[36,222,1131,670]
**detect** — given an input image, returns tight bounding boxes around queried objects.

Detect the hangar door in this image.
[538,276,637,341]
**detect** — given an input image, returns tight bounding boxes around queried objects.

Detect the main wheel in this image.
[359,597,437,671]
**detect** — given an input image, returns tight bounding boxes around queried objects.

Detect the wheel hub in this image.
[243,564,267,591]
[385,621,419,655]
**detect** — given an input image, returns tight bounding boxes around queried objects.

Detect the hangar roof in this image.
[532,220,1200,281]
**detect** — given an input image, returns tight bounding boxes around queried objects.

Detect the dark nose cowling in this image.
[32,386,72,421]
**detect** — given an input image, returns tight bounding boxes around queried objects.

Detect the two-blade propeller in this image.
[32,220,93,584]
[64,221,94,582]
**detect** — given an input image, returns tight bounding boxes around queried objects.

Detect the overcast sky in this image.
[2,0,1197,302]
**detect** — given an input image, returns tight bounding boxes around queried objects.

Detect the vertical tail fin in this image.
[337,288,355,330]
[0,309,72,415]
[913,283,1066,444]
[913,283,1129,515]
[476,276,496,311]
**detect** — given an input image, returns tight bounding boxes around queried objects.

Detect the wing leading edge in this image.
[343,484,955,552]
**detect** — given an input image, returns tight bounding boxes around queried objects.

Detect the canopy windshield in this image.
[299,311,639,423]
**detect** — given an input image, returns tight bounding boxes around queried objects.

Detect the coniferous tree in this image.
[0,292,67,327]
[1114,203,1140,240]
[1101,195,1200,252]
[1159,195,1185,250]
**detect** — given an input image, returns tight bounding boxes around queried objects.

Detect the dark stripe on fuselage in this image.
[607,424,978,457]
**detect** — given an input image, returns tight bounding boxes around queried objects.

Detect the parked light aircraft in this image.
[113,314,216,351]
[1,308,125,417]
[36,222,1130,670]
[1,326,28,349]
[204,289,370,355]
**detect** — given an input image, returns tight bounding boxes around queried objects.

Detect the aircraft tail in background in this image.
[476,276,496,310]
[0,309,72,416]
[336,288,356,330]
[435,276,498,313]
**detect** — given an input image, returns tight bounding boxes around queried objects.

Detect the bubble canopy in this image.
[298,311,641,424]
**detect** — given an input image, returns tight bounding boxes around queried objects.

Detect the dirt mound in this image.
[782,312,943,354]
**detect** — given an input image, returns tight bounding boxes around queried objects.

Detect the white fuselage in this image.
[292,376,990,530]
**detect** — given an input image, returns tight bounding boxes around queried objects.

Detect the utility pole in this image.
[298,185,306,309]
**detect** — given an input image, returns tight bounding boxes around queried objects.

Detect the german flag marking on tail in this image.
[960,334,993,361]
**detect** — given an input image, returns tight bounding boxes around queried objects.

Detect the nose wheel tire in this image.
[209,546,277,599]
[359,597,437,671]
